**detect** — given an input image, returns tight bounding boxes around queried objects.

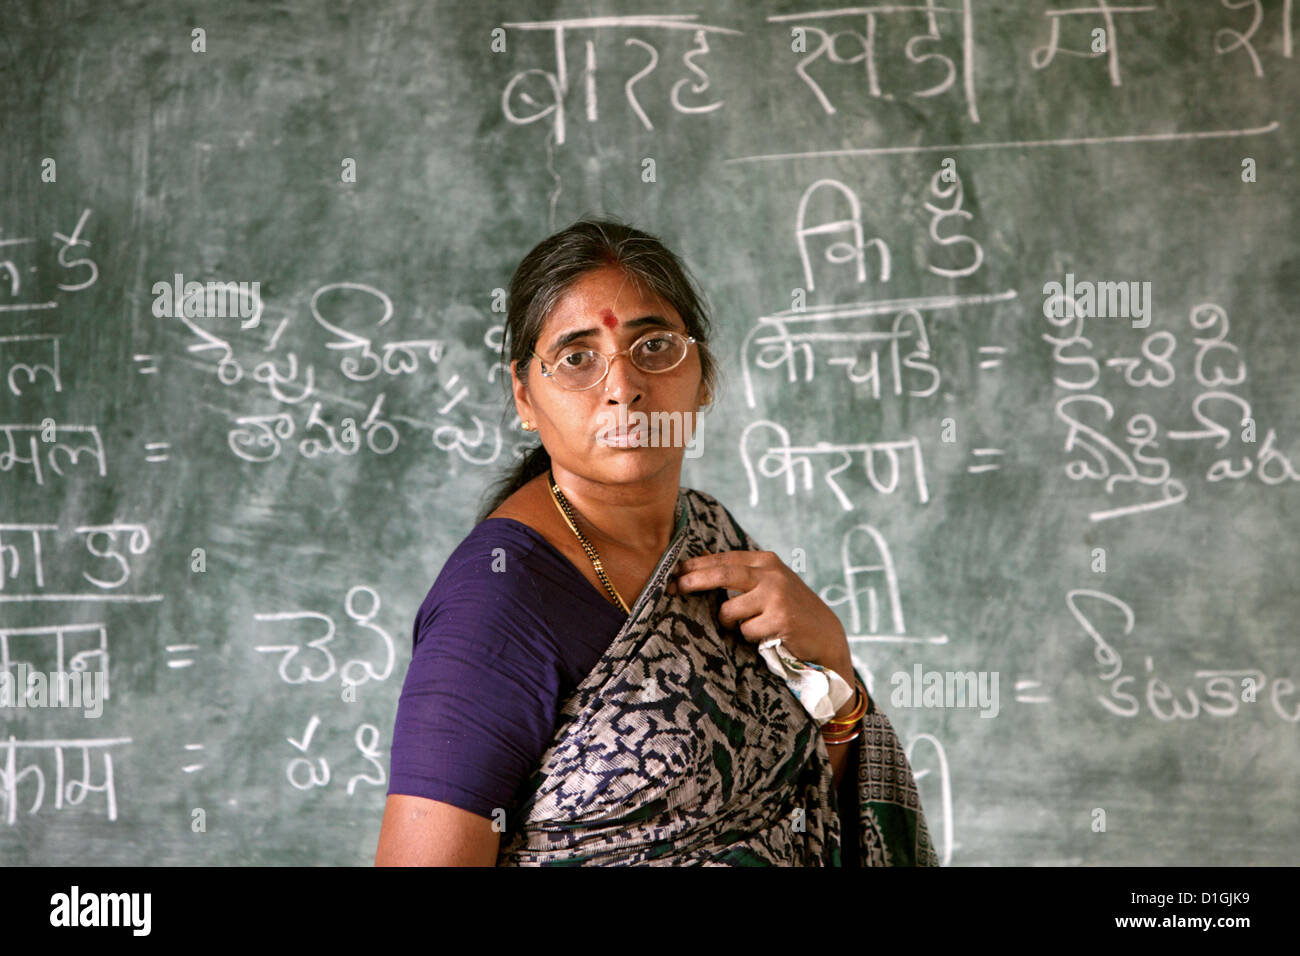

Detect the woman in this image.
[375,219,937,866]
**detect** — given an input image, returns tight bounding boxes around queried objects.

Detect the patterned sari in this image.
[496,487,938,866]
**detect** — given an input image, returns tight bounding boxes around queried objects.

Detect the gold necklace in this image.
[547,470,631,614]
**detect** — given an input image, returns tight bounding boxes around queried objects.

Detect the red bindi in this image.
[600,309,618,328]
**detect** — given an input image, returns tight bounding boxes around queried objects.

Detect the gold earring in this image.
[521,421,534,431]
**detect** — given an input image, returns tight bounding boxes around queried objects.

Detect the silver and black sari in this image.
[497,487,938,866]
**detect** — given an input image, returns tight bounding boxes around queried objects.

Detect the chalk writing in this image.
[499,16,739,145]
[0,736,130,824]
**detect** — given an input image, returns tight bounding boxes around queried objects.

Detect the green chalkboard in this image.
[1,0,1296,865]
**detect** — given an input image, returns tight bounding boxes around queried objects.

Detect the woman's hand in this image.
[667,550,852,674]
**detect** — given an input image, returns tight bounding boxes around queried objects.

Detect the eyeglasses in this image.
[535,329,696,391]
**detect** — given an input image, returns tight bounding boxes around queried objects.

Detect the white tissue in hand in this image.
[757,638,855,725]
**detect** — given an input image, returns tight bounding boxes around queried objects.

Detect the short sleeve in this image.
[386,535,572,821]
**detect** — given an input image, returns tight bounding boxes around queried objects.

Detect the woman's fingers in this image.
[717,587,766,629]
[673,551,771,592]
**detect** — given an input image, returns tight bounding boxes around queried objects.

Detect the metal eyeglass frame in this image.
[534,329,697,391]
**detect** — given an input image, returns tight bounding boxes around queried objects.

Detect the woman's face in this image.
[512,265,707,487]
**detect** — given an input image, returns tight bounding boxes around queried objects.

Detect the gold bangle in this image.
[821,678,868,732]
[822,726,859,741]
[822,730,861,744]
[823,730,860,745]
[823,699,861,729]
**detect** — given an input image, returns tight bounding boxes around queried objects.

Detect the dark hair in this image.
[474,217,720,524]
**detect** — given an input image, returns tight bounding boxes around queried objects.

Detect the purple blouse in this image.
[386,517,627,819]
[387,511,862,861]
